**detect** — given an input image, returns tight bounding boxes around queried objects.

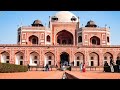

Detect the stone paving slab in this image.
[66,71,120,79]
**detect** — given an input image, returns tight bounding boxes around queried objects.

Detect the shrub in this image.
[0,63,28,73]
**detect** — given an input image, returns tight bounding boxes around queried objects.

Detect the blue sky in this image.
[0,11,120,45]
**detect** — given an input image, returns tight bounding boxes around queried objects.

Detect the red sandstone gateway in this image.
[0,11,120,70]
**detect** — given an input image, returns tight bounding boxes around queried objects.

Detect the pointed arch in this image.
[47,35,50,42]
[74,52,85,66]
[89,52,99,66]
[15,51,24,65]
[29,51,40,66]
[60,52,69,66]
[44,52,55,66]
[29,35,39,45]
[90,36,100,45]
[1,51,10,63]
[78,36,82,43]
[103,52,113,65]
[56,30,73,45]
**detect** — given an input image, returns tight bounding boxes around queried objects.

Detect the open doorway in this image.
[60,52,69,66]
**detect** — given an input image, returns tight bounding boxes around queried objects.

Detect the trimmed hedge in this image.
[0,63,28,73]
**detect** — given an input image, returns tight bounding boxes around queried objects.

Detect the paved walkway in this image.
[66,71,120,79]
[0,71,64,79]
[0,71,120,79]
[41,71,64,79]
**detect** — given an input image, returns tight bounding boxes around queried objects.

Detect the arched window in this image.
[71,16,76,21]
[78,36,82,43]
[29,35,38,45]
[104,56,107,60]
[91,57,94,60]
[77,56,80,60]
[6,56,9,59]
[20,56,23,59]
[48,56,52,60]
[107,37,109,42]
[47,35,50,42]
[90,36,100,45]
[34,56,37,59]
[92,39,96,44]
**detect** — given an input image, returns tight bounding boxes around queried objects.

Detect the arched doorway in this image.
[44,52,55,67]
[1,51,10,63]
[103,52,113,65]
[74,52,84,66]
[56,30,73,45]
[29,52,40,66]
[15,52,24,65]
[89,52,99,66]
[60,52,69,66]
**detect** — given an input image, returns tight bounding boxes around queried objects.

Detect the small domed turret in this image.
[85,20,97,27]
[32,19,43,27]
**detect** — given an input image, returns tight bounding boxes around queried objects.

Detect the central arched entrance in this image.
[56,30,73,45]
[60,52,69,66]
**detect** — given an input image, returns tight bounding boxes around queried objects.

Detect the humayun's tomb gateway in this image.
[0,11,120,69]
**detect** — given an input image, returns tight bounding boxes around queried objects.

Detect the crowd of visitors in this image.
[104,57,120,73]
[27,57,120,73]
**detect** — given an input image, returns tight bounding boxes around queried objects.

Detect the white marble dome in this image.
[52,11,78,22]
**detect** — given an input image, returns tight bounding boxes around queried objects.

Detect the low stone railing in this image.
[28,65,57,71]
[71,66,103,71]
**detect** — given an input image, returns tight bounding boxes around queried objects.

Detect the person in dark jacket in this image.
[116,58,120,72]
[104,61,110,72]
[110,57,114,65]
[45,64,49,71]
[69,64,72,71]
